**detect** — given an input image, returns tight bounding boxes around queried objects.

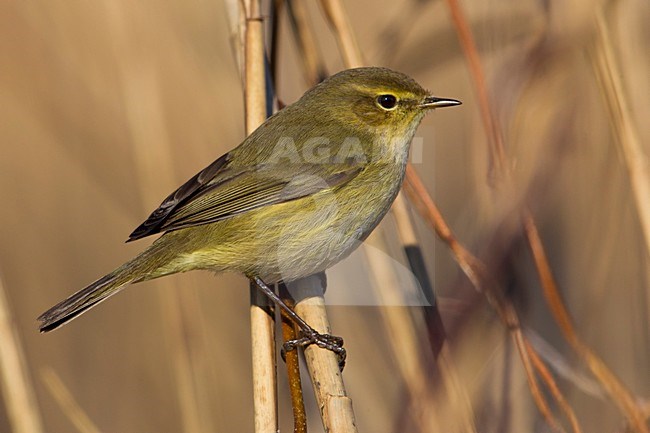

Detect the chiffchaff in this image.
[38,67,460,355]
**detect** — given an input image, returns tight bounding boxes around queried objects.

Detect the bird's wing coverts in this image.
[128,154,363,240]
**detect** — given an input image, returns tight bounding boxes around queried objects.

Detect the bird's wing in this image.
[128,153,363,241]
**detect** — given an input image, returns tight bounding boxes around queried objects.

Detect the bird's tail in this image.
[38,260,144,333]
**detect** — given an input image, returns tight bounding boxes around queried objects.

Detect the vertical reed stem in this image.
[243,1,278,431]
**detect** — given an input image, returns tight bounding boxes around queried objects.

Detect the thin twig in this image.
[242,0,279,431]
[40,367,102,433]
[404,165,484,291]
[279,286,307,433]
[511,329,563,433]
[0,276,44,433]
[525,340,583,433]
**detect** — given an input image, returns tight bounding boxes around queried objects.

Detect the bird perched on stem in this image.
[38,67,460,358]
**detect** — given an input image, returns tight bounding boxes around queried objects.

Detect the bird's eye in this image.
[377,94,398,110]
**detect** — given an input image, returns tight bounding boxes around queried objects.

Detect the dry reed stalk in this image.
[590,8,650,272]
[317,0,438,427]
[279,288,307,433]
[241,1,279,431]
[436,345,479,433]
[286,0,327,85]
[364,231,476,432]
[364,232,433,424]
[40,367,102,433]
[318,0,363,68]
[320,0,448,361]
[235,1,353,429]
[317,0,468,429]
[104,2,210,430]
[590,14,650,426]
[442,1,648,431]
[127,79,208,433]
[0,276,44,433]
[391,192,419,248]
[265,2,361,429]
[224,0,247,83]
[290,274,358,433]
[403,166,569,431]
[270,0,284,82]
[524,214,648,433]
[249,285,278,433]
[392,192,448,357]
[589,9,650,428]
[160,292,209,433]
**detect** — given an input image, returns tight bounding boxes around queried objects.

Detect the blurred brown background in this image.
[1,0,649,432]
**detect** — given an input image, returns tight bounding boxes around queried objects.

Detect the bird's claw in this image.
[282,330,346,370]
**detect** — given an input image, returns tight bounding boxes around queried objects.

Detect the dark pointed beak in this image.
[419,96,462,109]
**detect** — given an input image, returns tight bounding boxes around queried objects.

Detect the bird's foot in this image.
[282,329,346,370]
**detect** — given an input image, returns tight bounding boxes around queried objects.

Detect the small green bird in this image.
[38,67,460,354]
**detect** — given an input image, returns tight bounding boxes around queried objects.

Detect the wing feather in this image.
[128,153,232,241]
[128,156,363,241]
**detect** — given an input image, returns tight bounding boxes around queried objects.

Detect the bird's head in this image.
[302,67,461,136]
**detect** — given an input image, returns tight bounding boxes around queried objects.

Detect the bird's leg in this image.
[251,276,346,369]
